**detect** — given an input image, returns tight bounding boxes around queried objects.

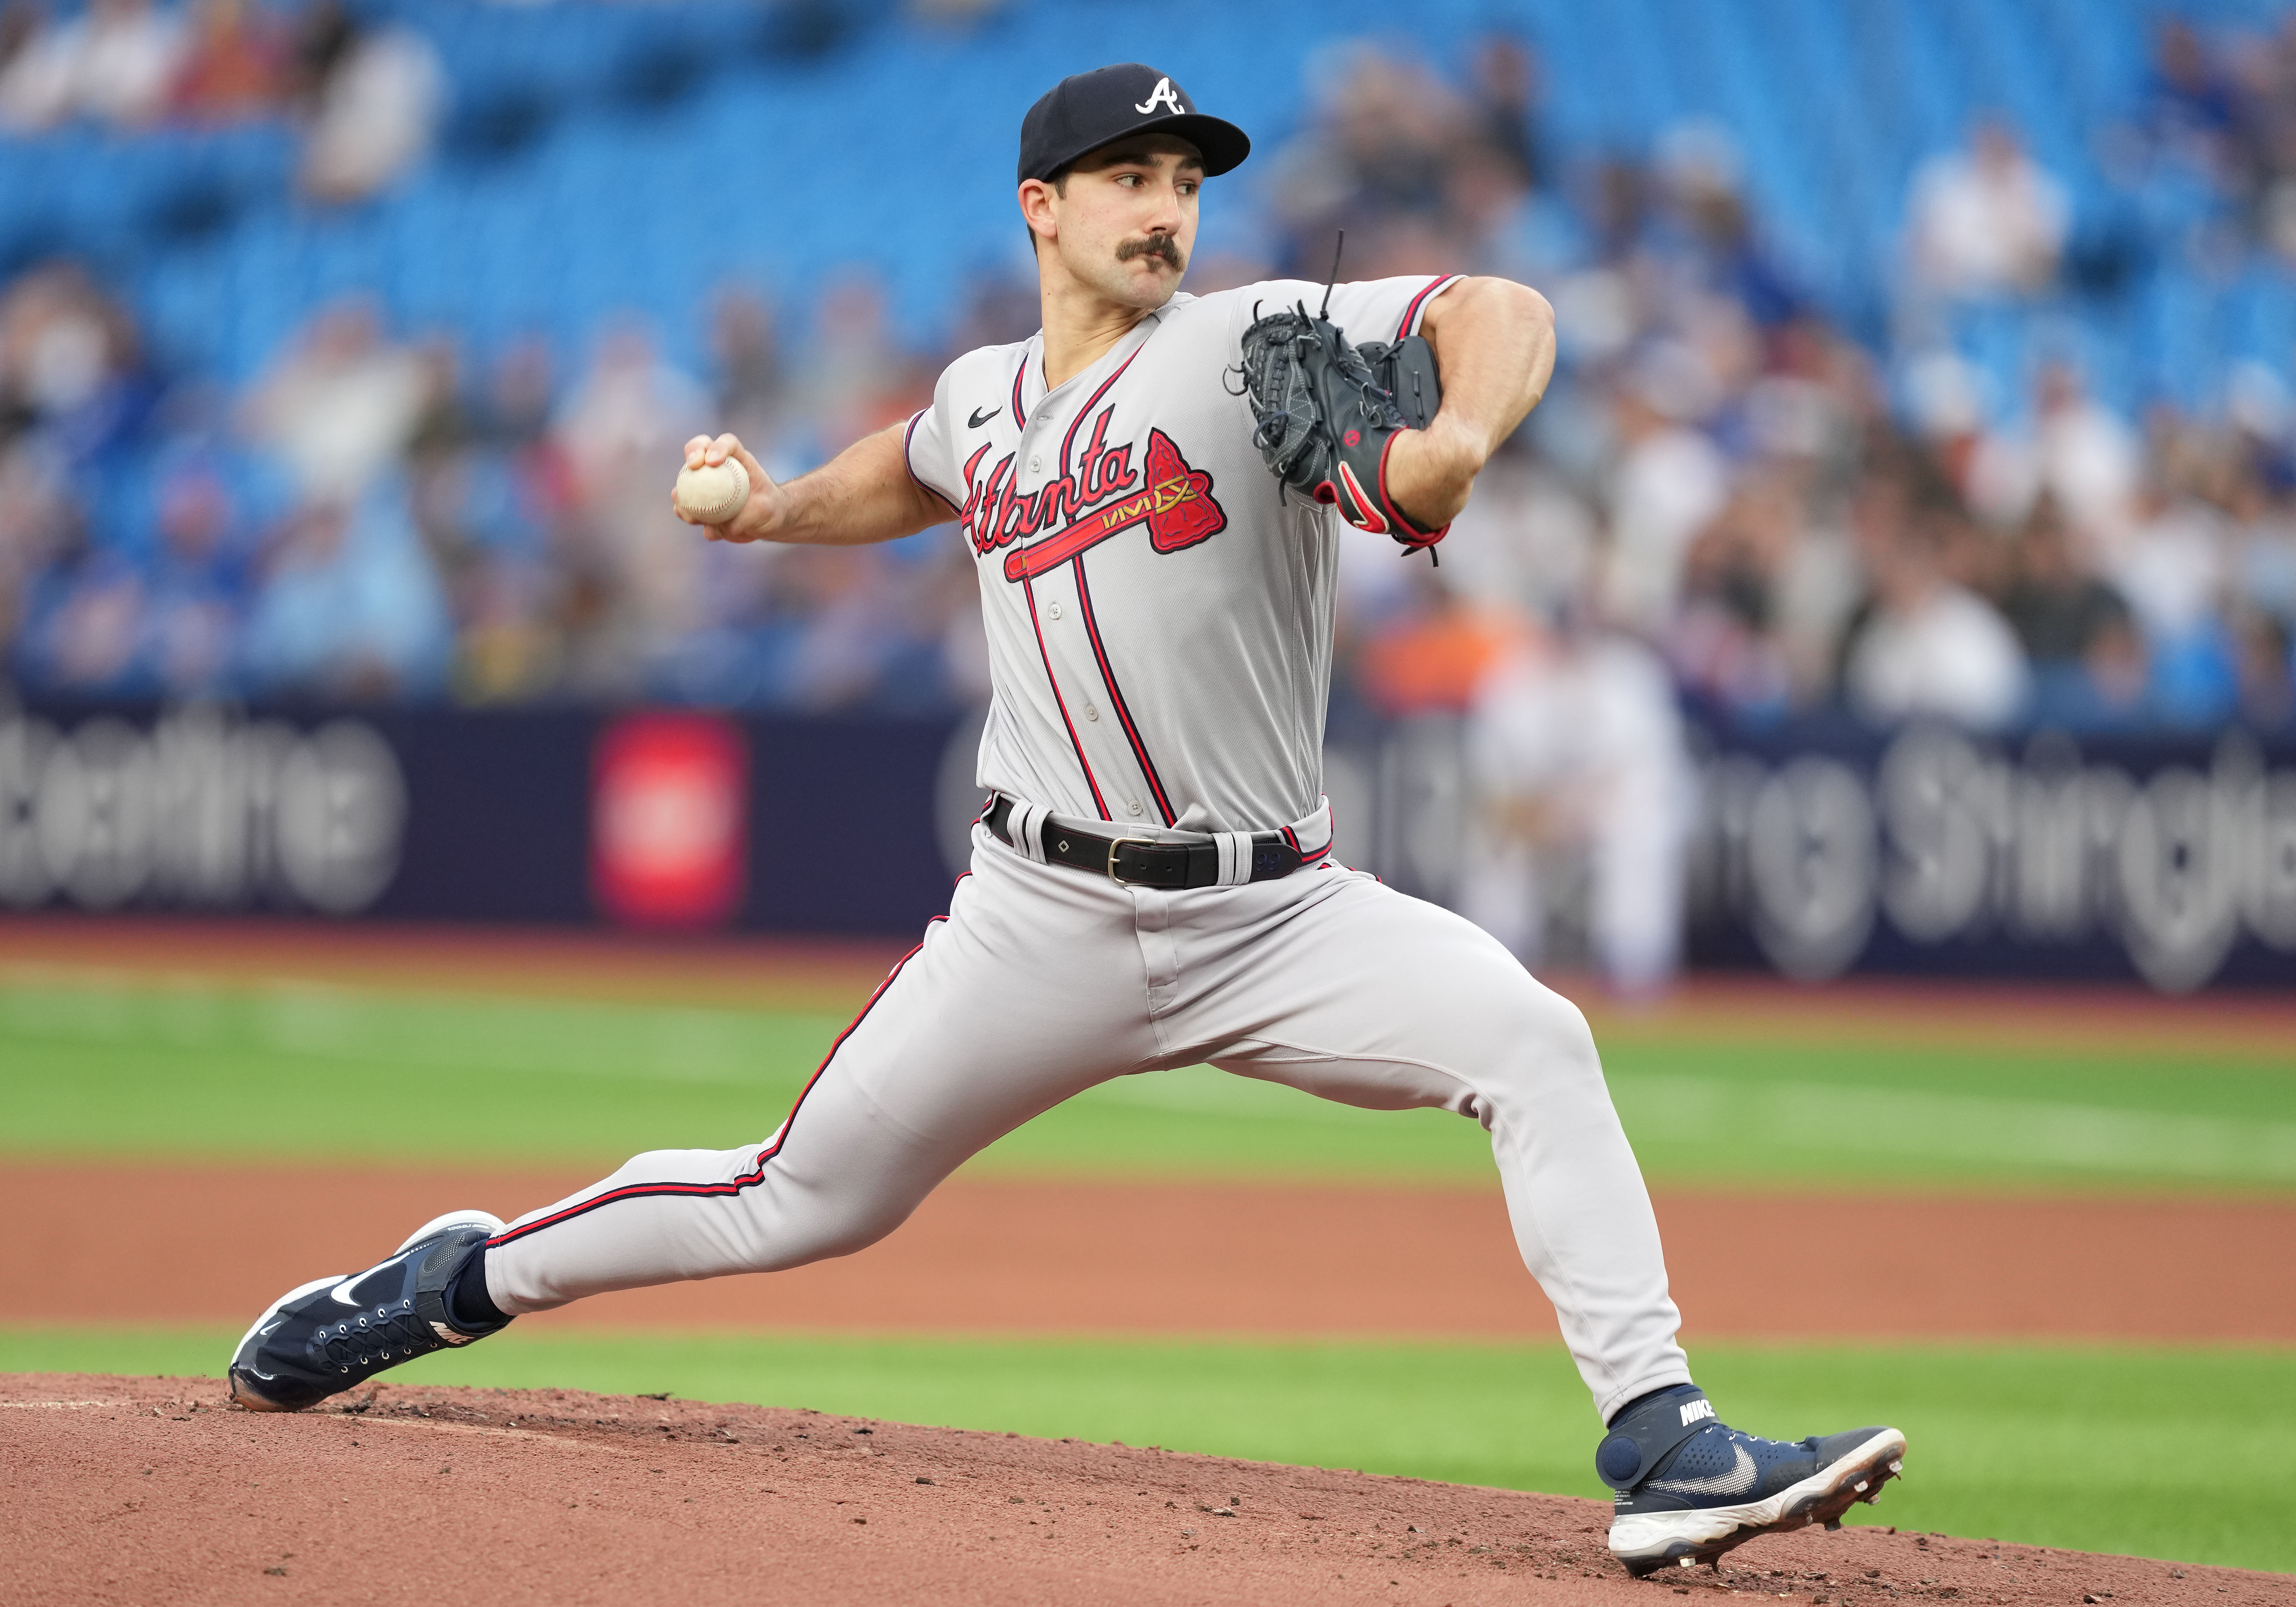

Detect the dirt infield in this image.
[7,1162,2293,1343]
[7,911,2296,1057]
[5,1374,2285,1607]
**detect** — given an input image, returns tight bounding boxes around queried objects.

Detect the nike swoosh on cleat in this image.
[1649,1442,1759,1498]
[331,1248,420,1307]
[430,1321,476,1347]
[259,1322,284,1336]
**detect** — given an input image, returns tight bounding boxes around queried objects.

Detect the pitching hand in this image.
[674,434,781,542]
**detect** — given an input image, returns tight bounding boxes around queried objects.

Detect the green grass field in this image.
[4,967,2292,1572]
[7,973,2295,1190]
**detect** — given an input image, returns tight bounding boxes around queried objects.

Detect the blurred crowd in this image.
[1285,27,2296,742]
[1,0,441,199]
[0,258,1009,708]
[8,11,2296,984]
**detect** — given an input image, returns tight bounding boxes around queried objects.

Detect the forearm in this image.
[681,422,951,548]
[767,425,950,547]
[1420,275,1555,459]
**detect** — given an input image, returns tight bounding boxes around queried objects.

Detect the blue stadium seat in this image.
[1,0,2288,440]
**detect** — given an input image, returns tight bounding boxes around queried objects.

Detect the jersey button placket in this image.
[1021,410,1107,819]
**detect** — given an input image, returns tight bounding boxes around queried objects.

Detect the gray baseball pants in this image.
[482,825,1693,1421]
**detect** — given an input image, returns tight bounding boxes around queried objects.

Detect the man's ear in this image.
[1019,179,1058,250]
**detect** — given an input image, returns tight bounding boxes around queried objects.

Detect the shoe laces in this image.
[315,1296,437,1373]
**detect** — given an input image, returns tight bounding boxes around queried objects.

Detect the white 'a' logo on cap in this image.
[1134,76,1185,115]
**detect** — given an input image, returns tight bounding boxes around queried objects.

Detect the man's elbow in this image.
[1438,276,1553,340]
[1486,276,1554,336]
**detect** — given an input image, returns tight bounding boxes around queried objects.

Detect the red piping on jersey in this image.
[1396,273,1463,340]
[1059,347,1145,477]
[1280,821,1335,862]
[1010,359,1029,428]
[903,409,962,515]
[484,929,939,1250]
[1022,573,1112,820]
[1070,555,1174,826]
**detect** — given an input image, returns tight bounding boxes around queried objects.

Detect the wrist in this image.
[1425,411,1490,475]
[1387,418,1480,532]
[737,475,796,543]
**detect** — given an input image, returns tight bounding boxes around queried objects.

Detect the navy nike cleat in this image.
[1598,1385,1906,1577]
[228,1210,510,1413]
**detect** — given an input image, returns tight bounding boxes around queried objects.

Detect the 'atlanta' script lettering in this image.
[959,408,1137,559]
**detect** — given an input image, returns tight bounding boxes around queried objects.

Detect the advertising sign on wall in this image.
[0,699,956,936]
[0,704,406,917]
[4,698,2290,992]
[1687,724,2296,991]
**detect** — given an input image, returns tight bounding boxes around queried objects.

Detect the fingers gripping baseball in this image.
[673,433,776,541]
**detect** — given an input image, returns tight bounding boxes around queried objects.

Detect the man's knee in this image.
[718,1173,921,1275]
[1467,959,1591,1050]
[1530,984,1600,1065]
[1477,974,1604,1096]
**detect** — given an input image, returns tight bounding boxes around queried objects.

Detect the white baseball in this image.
[675,457,751,525]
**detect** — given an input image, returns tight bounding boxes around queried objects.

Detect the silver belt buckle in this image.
[1104,834,1158,885]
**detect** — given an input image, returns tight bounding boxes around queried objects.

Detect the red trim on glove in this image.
[1374,430,1449,550]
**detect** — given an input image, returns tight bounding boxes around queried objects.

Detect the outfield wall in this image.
[2,699,2291,992]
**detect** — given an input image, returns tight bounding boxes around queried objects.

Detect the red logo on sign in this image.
[591,713,747,927]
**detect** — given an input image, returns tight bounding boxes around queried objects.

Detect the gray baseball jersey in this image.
[905,274,1462,835]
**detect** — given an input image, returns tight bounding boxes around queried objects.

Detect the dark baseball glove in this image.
[1235,302,1448,556]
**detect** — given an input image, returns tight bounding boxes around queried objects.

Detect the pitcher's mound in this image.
[2,1374,2283,1605]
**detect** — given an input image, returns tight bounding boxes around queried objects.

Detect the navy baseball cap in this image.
[1018,64,1250,185]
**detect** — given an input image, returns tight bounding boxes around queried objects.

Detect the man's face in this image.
[1024,137,1203,311]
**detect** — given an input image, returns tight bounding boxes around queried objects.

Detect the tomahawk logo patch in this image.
[1138,429,1224,552]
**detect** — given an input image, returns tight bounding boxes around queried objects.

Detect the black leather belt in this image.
[984,794,1316,890]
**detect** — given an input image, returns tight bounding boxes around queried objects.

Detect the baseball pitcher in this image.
[228,64,1905,1576]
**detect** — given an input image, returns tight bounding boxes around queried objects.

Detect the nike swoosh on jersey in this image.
[1648,1442,1760,1498]
[968,406,1001,429]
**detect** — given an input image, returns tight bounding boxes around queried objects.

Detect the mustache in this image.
[1117,234,1185,269]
